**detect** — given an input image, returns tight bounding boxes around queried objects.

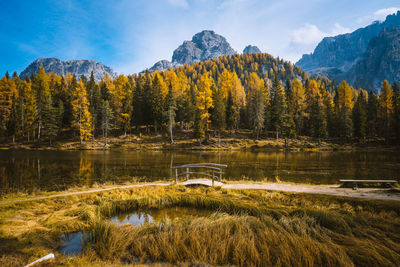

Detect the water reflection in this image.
[111,208,213,226]
[60,232,91,256]
[1,150,399,193]
[60,208,213,256]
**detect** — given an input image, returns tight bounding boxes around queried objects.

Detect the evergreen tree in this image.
[100,100,113,145]
[150,73,166,133]
[22,81,38,141]
[270,74,288,139]
[338,106,353,137]
[393,82,400,142]
[165,84,177,143]
[0,74,16,138]
[86,71,101,137]
[289,79,305,136]
[226,90,235,129]
[182,82,197,130]
[309,94,327,138]
[42,104,59,146]
[211,83,226,135]
[32,66,52,140]
[378,80,393,142]
[352,91,367,139]
[367,91,378,137]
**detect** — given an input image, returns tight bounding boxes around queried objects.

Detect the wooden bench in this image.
[339,180,398,188]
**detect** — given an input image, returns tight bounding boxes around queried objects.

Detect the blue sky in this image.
[1,0,399,75]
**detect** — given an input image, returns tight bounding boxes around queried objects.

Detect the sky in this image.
[1,0,399,75]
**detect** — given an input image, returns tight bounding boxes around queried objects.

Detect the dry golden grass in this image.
[0,185,399,266]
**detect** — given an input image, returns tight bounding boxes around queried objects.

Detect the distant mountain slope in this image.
[346,26,400,92]
[20,58,117,81]
[296,11,400,90]
[148,30,236,71]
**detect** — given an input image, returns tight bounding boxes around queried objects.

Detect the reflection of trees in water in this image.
[79,157,93,188]
[1,151,399,193]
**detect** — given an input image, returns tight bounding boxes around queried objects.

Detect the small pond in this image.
[59,207,213,256]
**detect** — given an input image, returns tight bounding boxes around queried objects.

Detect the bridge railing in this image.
[171,163,228,184]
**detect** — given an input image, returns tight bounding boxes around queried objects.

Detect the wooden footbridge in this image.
[172,163,227,187]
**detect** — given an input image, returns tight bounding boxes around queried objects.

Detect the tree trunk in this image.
[38,122,41,140]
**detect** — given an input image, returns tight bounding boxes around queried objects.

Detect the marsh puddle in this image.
[111,207,213,226]
[60,207,212,256]
[60,232,92,256]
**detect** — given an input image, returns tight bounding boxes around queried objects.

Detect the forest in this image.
[0,53,399,145]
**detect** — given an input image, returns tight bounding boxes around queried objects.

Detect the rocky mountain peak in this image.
[20,58,117,81]
[170,30,236,65]
[296,11,400,91]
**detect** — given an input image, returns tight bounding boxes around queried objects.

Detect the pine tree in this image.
[165,84,177,143]
[100,100,113,145]
[150,73,166,133]
[378,80,393,142]
[12,73,24,140]
[270,74,288,139]
[32,66,52,140]
[42,104,59,146]
[86,71,101,138]
[393,82,400,142]
[0,74,17,138]
[71,80,93,144]
[22,81,38,141]
[211,83,226,140]
[367,91,378,137]
[289,79,305,136]
[182,82,197,130]
[225,91,235,129]
[352,91,367,139]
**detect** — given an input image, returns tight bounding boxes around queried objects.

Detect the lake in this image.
[1,150,399,194]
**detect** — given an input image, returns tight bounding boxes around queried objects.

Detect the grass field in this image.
[0,185,399,266]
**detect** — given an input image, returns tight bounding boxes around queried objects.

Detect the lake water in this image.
[1,150,399,194]
[60,207,212,256]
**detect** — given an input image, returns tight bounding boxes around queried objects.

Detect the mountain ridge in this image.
[148,30,237,72]
[296,11,400,90]
[20,58,117,81]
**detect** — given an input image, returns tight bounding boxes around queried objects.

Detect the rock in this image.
[296,11,400,91]
[146,30,237,71]
[243,45,261,54]
[20,58,117,81]
[172,30,236,64]
[345,26,400,92]
[148,60,181,72]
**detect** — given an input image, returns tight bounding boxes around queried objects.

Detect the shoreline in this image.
[1,179,399,205]
[1,135,398,152]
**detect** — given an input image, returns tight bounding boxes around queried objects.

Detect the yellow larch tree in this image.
[71,80,93,143]
[196,73,214,139]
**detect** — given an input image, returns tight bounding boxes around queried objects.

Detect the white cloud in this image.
[290,23,350,46]
[291,24,325,46]
[357,7,400,24]
[167,0,189,8]
[287,23,350,62]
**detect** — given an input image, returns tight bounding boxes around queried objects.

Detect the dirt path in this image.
[1,180,399,205]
